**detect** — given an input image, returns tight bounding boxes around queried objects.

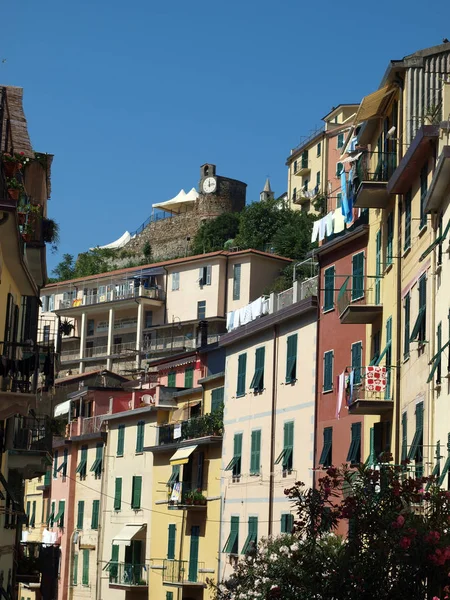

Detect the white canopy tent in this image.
[152,188,199,215]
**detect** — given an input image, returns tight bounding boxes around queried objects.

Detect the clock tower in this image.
[198,163,246,214]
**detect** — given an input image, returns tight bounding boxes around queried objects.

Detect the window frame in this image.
[323,350,334,392]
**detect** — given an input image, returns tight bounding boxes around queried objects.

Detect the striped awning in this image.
[170,445,198,465]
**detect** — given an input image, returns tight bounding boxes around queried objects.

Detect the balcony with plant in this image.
[158,408,223,446]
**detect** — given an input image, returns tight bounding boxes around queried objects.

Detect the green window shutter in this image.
[167,464,180,486]
[26,501,31,522]
[323,267,335,311]
[90,444,103,477]
[44,469,51,487]
[131,476,142,509]
[211,387,224,413]
[285,334,298,383]
[404,293,410,359]
[30,501,36,527]
[420,163,428,228]
[336,192,342,208]
[386,212,394,265]
[351,342,362,385]
[73,553,78,586]
[184,367,194,389]
[404,189,412,250]
[323,351,333,391]
[188,525,200,582]
[250,347,265,392]
[408,402,424,461]
[168,372,176,387]
[82,549,89,586]
[76,446,88,479]
[117,425,125,457]
[109,544,119,581]
[337,133,344,148]
[91,500,99,530]
[346,422,362,464]
[57,500,65,528]
[233,264,241,301]
[351,252,364,300]
[319,427,333,467]
[167,524,176,559]
[48,501,55,527]
[167,593,174,600]
[375,230,381,305]
[223,516,239,553]
[401,412,407,461]
[438,434,450,486]
[281,513,294,534]
[282,422,294,471]
[114,478,122,511]
[241,517,258,553]
[225,433,242,477]
[136,421,145,453]
[77,501,84,530]
[410,276,427,343]
[53,450,58,479]
[237,353,247,397]
[250,430,261,475]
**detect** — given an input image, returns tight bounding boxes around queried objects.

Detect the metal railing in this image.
[17,542,60,583]
[13,416,52,453]
[58,285,164,310]
[0,340,55,394]
[162,560,207,585]
[109,563,149,586]
[347,366,392,405]
[337,276,380,317]
[355,151,397,183]
[141,334,220,354]
[158,409,223,445]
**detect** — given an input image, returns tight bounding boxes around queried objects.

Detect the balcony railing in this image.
[337,276,382,325]
[355,151,397,183]
[0,341,53,394]
[68,415,104,438]
[142,334,220,354]
[168,481,208,509]
[347,366,393,415]
[158,410,223,445]
[13,416,52,453]
[109,563,149,587]
[17,542,60,584]
[58,285,164,310]
[162,560,207,586]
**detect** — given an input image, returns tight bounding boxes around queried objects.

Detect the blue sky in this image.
[1,0,448,273]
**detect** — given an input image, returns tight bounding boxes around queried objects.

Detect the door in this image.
[188,526,200,582]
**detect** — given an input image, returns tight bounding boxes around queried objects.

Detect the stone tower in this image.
[260,178,274,202]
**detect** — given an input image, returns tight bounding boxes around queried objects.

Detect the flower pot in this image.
[7,189,20,201]
[3,161,20,177]
[22,232,32,243]
[200,498,207,506]
[185,499,193,505]
[194,500,200,505]
[18,212,26,225]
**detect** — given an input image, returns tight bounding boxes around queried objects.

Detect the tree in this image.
[211,463,450,600]
[272,211,317,260]
[73,248,118,278]
[235,199,289,251]
[191,213,241,255]
[50,253,75,282]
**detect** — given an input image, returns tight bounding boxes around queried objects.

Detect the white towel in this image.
[318,216,327,242]
[226,311,234,331]
[311,220,320,243]
[333,209,345,233]
[262,297,270,315]
[325,212,334,237]
[239,306,247,325]
[242,304,253,325]
[251,297,263,320]
[233,310,241,330]
[336,372,345,419]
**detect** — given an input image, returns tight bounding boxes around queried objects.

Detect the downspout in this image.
[95,432,108,600]
[268,324,278,536]
[177,509,186,600]
[429,212,437,474]
[162,267,168,325]
[68,528,78,600]
[313,285,321,489]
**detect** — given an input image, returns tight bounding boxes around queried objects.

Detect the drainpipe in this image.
[268,324,279,536]
[95,432,108,600]
[429,213,437,474]
[162,267,168,325]
[177,508,186,600]
[68,528,78,600]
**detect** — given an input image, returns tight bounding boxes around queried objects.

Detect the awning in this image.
[354,85,396,124]
[170,445,198,465]
[112,524,146,547]
[153,188,198,214]
[54,399,71,417]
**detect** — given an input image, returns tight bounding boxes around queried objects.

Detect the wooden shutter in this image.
[401,413,407,461]
[114,478,122,510]
[250,430,261,475]
[132,476,142,509]
[53,450,58,479]
[136,421,145,453]
[188,526,200,582]
[206,265,212,285]
[351,253,364,300]
[73,553,78,585]
[237,354,247,396]
[324,267,335,311]
[77,501,84,530]
[211,387,224,413]
[285,334,298,383]
[91,500,99,529]
[233,433,243,476]
[82,549,89,586]
[117,425,125,457]
[323,351,333,391]
[167,524,176,559]
[184,367,194,388]
[351,342,362,385]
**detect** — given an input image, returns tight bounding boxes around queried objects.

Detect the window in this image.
[43,325,50,343]
[53,450,59,479]
[48,501,55,527]
[131,476,142,509]
[44,470,51,487]
[55,500,65,528]
[410,275,427,343]
[428,322,445,385]
[336,162,344,176]
[109,545,119,582]
[114,478,122,511]
[336,193,342,208]
[197,301,206,320]
[91,500,99,530]
[281,513,294,534]
[438,434,450,486]
[87,319,95,337]
[386,212,394,266]
[275,421,294,471]
[293,160,298,173]
[225,433,242,478]
[337,133,344,148]
[167,524,176,559]
[184,367,194,388]
[82,549,89,586]
[420,163,428,229]
[301,150,308,169]
[211,387,224,413]
[48,295,55,312]
[404,189,412,250]
[250,347,265,393]
[404,293,410,359]
[199,265,212,286]
[375,229,381,304]
[323,266,335,311]
[351,252,364,300]
[136,421,145,453]
[316,171,321,187]
[236,353,247,397]
[90,443,103,478]
[73,553,78,586]
[77,501,84,530]
[292,187,297,202]
[303,178,309,192]
[317,142,321,157]
[144,310,153,328]
[250,430,261,475]
[168,372,176,387]
[76,446,88,479]
[223,516,239,554]
[347,422,362,464]
[241,517,258,554]
[233,264,241,301]
[166,593,173,600]
[117,425,125,457]
[172,272,180,291]
[167,465,180,487]
[351,342,362,385]
[319,427,332,467]
[408,402,424,477]
[401,412,407,462]
[285,334,298,383]
[323,351,334,392]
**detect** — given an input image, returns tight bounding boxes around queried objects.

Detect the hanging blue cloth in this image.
[340,168,350,219]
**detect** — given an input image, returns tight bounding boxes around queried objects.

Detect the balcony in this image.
[292,185,319,205]
[17,542,60,585]
[294,159,310,177]
[109,563,149,589]
[8,416,53,478]
[57,285,164,315]
[353,151,396,209]
[158,410,223,446]
[337,276,382,325]
[60,341,137,363]
[347,366,394,415]
[162,560,207,587]
[168,482,208,511]
[67,415,104,439]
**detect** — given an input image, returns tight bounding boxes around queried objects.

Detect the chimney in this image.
[197,320,208,348]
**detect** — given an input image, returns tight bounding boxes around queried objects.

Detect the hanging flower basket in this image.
[3,161,21,177]
[8,188,20,201]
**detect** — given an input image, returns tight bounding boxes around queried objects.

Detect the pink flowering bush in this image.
[211,462,450,600]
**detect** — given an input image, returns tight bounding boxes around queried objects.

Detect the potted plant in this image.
[6,177,23,201]
[59,319,74,337]
[2,153,22,177]
[192,489,206,505]
[42,217,60,252]
[184,490,194,505]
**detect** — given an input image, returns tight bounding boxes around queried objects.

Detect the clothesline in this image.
[226,297,270,332]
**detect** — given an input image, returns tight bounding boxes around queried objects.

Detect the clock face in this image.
[202,177,217,194]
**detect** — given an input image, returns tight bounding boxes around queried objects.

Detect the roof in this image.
[263,178,272,193]
[54,369,129,386]
[322,104,359,121]
[43,249,292,288]
[0,86,34,157]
